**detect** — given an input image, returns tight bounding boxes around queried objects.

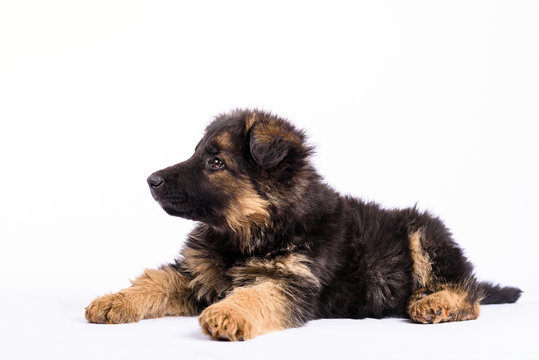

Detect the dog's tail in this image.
[479,281,522,304]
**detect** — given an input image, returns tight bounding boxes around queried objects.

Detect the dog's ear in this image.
[248,118,302,169]
[249,131,293,169]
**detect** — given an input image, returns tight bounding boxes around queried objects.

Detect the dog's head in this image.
[148,109,313,241]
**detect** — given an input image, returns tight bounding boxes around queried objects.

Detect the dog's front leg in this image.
[198,280,309,341]
[85,266,199,324]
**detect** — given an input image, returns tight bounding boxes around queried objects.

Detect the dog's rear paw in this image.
[85,292,141,324]
[409,297,449,324]
[408,290,479,324]
[199,303,255,341]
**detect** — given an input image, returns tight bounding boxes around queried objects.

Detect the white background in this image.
[1,1,538,359]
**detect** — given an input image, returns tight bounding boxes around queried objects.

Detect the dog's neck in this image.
[207,175,341,256]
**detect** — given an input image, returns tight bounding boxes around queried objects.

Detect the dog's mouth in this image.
[149,181,200,220]
[155,199,199,220]
[150,188,188,204]
[162,206,193,218]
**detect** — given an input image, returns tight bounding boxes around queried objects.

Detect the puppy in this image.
[85,109,521,341]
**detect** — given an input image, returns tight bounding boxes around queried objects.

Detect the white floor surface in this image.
[1,290,537,360]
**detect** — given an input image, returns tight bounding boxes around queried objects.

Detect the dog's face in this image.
[147,110,312,236]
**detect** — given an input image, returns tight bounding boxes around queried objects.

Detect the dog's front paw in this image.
[85,292,141,324]
[199,303,255,341]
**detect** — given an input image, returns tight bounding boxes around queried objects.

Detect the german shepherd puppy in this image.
[85,109,521,341]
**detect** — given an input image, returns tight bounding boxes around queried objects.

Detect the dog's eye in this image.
[208,156,225,169]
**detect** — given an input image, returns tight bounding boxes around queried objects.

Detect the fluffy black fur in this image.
[87,109,521,339]
[150,109,520,320]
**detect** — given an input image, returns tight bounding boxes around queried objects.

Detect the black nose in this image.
[147,174,164,189]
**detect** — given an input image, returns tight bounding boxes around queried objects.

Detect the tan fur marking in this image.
[198,280,290,341]
[215,132,233,150]
[409,230,433,288]
[85,267,197,324]
[245,112,258,133]
[208,171,270,250]
[182,246,231,301]
[408,286,480,324]
[232,254,320,288]
[254,121,300,144]
[224,188,270,241]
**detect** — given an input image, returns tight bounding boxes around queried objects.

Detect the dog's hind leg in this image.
[407,228,482,324]
[85,266,200,324]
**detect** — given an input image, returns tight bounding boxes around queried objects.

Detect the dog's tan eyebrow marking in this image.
[214,132,234,150]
